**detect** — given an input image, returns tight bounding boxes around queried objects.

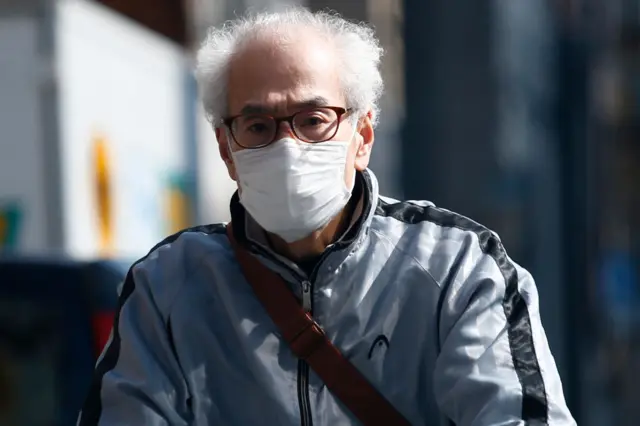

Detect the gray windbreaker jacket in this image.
[78,169,575,426]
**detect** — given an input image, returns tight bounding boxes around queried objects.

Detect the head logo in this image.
[367,334,390,360]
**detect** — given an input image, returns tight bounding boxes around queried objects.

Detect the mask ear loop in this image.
[344,113,361,192]
[349,115,360,140]
[225,127,236,158]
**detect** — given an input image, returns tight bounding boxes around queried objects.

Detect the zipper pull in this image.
[301,280,312,312]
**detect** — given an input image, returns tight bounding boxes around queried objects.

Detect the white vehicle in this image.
[0,0,235,259]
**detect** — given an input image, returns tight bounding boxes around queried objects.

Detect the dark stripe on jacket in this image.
[375,199,549,423]
[78,224,226,425]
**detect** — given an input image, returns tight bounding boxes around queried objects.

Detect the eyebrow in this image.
[239,96,331,115]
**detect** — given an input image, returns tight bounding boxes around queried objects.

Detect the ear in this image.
[216,126,238,182]
[354,110,374,171]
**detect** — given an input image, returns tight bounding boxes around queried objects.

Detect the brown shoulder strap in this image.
[226,223,410,426]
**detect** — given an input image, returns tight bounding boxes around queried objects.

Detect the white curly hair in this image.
[195,6,384,127]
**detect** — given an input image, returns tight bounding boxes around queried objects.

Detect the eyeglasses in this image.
[222,106,352,149]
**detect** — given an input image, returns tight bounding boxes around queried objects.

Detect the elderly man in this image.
[78,7,575,426]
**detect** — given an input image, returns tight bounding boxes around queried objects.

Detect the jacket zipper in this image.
[297,248,339,426]
[248,242,343,426]
[298,280,313,426]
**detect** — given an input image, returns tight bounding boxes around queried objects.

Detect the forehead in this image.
[227,31,344,115]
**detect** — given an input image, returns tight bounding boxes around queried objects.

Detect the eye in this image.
[297,111,332,128]
[300,116,327,126]
[246,122,270,133]
[237,116,272,134]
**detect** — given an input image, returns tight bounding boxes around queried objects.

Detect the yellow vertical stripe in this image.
[166,185,190,234]
[93,134,114,256]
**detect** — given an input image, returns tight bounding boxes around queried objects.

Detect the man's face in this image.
[216,30,374,187]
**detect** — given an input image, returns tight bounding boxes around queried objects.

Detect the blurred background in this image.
[0,0,638,424]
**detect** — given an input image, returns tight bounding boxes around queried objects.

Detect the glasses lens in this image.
[232,115,276,148]
[293,108,339,142]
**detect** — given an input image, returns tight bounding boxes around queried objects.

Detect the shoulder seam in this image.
[137,223,228,265]
[376,199,489,232]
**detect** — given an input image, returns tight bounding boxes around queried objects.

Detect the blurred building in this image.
[580,0,640,424]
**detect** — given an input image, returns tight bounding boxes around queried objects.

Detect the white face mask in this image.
[231,129,356,243]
